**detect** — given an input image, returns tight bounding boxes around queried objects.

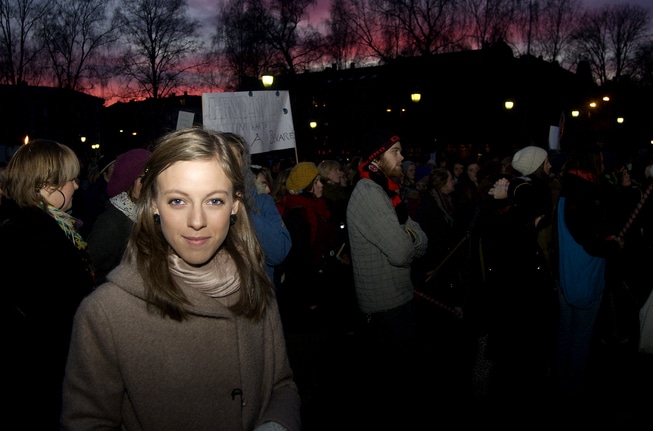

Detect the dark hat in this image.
[98,153,117,174]
[362,129,401,164]
[107,148,152,197]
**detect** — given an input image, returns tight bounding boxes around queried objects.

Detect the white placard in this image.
[176,111,195,130]
[548,125,560,151]
[202,91,296,154]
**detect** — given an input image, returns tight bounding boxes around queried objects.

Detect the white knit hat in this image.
[511,146,547,176]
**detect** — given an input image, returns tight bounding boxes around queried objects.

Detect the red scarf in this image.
[358,162,403,208]
[567,169,596,183]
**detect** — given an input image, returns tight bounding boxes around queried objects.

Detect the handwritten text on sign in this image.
[202,91,296,155]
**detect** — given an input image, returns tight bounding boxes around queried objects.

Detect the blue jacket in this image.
[251,191,292,281]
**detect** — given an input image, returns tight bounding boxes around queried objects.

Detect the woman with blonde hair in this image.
[61,127,300,431]
[1,139,95,429]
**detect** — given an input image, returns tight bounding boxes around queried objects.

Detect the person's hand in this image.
[488,178,509,199]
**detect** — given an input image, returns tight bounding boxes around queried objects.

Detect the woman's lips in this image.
[184,236,209,246]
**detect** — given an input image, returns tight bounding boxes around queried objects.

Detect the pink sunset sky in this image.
[186,0,651,42]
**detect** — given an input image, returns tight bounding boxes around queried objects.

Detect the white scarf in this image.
[168,249,240,298]
[110,192,138,223]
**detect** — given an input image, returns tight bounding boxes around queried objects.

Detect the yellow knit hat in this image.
[286,162,319,194]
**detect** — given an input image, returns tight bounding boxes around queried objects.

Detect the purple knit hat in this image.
[107,148,152,197]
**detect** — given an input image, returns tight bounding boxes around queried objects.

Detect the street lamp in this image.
[309,121,317,129]
[80,136,86,143]
[91,143,100,161]
[410,91,421,103]
[504,100,514,110]
[261,71,274,88]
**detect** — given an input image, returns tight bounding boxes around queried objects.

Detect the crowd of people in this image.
[2,126,653,429]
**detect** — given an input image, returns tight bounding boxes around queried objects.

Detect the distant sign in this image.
[176,111,195,130]
[202,90,296,154]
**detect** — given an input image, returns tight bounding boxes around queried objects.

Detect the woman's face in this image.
[132,176,144,200]
[152,159,239,266]
[311,176,324,198]
[255,172,270,194]
[467,163,480,182]
[453,163,464,178]
[440,172,455,194]
[326,167,345,185]
[405,164,416,181]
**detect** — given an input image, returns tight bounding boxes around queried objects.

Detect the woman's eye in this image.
[169,198,184,205]
[208,198,224,205]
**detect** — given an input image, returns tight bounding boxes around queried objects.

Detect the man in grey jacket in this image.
[346,129,428,427]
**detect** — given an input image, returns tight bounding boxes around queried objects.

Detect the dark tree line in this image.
[0,0,651,102]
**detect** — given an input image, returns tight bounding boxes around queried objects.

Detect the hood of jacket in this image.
[105,257,240,319]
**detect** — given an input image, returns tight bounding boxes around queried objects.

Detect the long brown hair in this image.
[561,142,604,184]
[127,127,272,322]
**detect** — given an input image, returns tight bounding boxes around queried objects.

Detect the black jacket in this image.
[0,198,95,429]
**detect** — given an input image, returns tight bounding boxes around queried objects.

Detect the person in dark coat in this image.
[555,142,622,402]
[87,148,152,284]
[0,139,96,429]
[77,153,116,237]
[469,146,558,419]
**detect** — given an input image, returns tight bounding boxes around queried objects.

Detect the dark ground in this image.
[287,297,653,430]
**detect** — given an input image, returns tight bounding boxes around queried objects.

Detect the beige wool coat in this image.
[61,260,301,431]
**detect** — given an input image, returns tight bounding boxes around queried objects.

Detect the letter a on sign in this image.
[202,90,297,154]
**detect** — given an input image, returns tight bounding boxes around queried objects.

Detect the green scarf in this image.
[42,204,88,250]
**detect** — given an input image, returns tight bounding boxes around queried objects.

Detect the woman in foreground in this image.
[61,127,301,431]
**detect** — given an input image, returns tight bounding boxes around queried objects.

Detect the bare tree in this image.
[114,0,204,100]
[0,0,51,85]
[529,0,581,66]
[460,0,516,50]
[632,39,653,86]
[570,7,611,84]
[570,4,650,85]
[38,0,117,91]
[213,0,275,90]
[324,0,357,69]
[263,0,324,74]
[332,0,397,63]
[606,4,650,81]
